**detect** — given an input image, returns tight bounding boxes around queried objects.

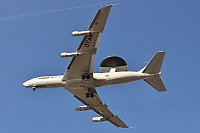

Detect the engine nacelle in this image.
[61,52,81,58]
[72,31,92,36]
[75,105,91,111]
[92,117,106,122]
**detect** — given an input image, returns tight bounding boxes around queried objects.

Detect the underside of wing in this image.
[62,5,112,81]
[66,87,129,128]
[62,4,129,128]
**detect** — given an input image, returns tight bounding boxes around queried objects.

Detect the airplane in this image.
[23,5,167,128]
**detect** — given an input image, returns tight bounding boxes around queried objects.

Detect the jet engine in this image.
[92,117,106,122]
[100,56,128,73]
[72,31,93,36]
[61,52,82,58]
[75,105,91,111]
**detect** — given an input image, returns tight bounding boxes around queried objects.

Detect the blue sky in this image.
[0,0,200,132]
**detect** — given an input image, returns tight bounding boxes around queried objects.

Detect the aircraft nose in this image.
[23,81,30,87]
[23,79,35,87]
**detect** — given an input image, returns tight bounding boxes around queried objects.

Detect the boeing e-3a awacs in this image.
[23,5,167,128]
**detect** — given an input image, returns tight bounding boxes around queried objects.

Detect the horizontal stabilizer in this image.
[144,76,166,92]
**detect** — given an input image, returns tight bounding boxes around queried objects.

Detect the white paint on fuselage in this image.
[23,71,153,89]
[23,76,64,88]
[94,71,152,85]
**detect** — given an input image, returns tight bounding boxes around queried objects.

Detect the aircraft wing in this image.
[66,87,129,128]
[62,5,129,128]
[62,5,112,81]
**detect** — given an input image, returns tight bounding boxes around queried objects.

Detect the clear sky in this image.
[0,0,200,132]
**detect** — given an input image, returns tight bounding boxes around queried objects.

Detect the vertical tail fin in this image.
[140,51,167,92]
[140,51,165,74]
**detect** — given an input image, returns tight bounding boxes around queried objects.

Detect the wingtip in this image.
[102,2,120,8]
[157,51,166,54]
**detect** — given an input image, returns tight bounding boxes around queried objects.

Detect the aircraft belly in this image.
[104,75,150,85]
[66,79,101,88]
